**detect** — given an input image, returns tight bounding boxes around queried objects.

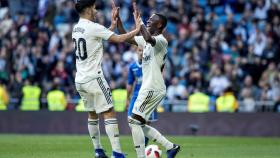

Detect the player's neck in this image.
[137,61,142,66]
[79,14,92,21]
[151,31,161,36]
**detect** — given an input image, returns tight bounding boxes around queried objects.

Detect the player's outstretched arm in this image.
[112,0,138,45]
[108,1,141,43]
[115,8,126,34]
[111,0,125,34]
[133,2,156,46]
[126,84,133,109]
[108,15,141,43]
[108,0,119,31]
[140,24,156,46]
[116,14,138,45]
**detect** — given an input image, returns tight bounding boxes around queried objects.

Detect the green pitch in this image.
[0,135,280,158]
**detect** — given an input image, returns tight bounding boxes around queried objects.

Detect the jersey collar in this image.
[136,61,142,67]
[79,18,92,23]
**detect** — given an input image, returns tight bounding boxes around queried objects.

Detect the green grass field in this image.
[0,135,280,158]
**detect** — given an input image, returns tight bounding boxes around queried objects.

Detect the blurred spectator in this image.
[248,28,267,57]
[239,75,260,112]
[8,72,23,109]
[0,46,9,83]
[272,72,280,112]
[20,80,41,111]
[112,89,127,112]
[186,69,207,94]
[51,61,68,85]
[0,80,9,110]
[216,87,238,112]
[253,0,270,20]
[47,78,67,111]
[166,77,188,101]
[75,99,85,112]
[209,66,230,96]
[188,89,210,113]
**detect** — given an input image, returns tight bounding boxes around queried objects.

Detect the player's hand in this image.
[111,0,119,18]
[112,0,120,18]
[134,13,142,32]
[132,1,141,23]
[110,0,119,29]
[132,2,142,32]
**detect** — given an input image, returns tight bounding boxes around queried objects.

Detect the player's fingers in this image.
[133,12,138,23]
[133,12,136,19]
[112,9,115,17]
[136,7,141,16]
[111,0,116,8]
[136,10,141,19]
[132,1,137,10]
[116,7,120,15]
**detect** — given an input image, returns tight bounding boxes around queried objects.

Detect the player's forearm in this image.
[117,29,138,42]
[108,30,138,43]
[108,25,115,31]
[140,25,156,46]
[117,17,127,34]
[126,85,133,100]
[117,19,138,45]
[117,18,138,45]
[108,21,117,31]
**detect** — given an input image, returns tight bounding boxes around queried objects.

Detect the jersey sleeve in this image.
[154,35,168,52]
[127,65,135,85]
[92,23,114,40]
[134,36,146,48]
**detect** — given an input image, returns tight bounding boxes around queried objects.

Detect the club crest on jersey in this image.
[143,55,151,62]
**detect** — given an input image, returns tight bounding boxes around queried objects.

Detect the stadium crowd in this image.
[0,0,279,112]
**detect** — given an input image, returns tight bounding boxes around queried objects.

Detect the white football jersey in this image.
[135,34,168,92]
[72,18,114,83]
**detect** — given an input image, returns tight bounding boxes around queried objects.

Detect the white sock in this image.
[104,118,122,153]
[128,117,145,158]
[143,124,174,150]
[88,118,102,149]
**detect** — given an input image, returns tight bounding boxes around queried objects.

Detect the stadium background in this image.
[0,0,280,112]
[0,0,280,157]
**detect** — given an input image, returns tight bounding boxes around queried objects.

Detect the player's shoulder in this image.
[78,19,105,29]
[129,62,137,68]
[156,34,168,45]
[77,18,94,25]
[130,62,142,69]
[91,21,104,27]
[135,36,145,42]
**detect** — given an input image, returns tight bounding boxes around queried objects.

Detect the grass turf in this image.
[0,135,280,158]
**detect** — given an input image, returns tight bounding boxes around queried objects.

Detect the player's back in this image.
[72,18,114,84]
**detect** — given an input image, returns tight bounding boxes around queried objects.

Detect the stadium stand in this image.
[0,0,279,112]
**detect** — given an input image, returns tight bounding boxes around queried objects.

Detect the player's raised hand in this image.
[110,0,119,30]
[132,1,141,23]
[111,0,120,17]
[134,13,142,32]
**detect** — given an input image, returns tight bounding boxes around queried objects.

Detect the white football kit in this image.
[72,18,114,113]
[132,34,168,120]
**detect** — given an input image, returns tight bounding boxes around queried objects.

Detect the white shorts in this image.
[75,77,113,113]
[132,90,165,121]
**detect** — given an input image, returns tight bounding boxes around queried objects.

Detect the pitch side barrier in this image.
[7,98,276,112]
[0,111,279,136]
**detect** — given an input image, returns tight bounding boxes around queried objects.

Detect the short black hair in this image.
[75,0,96,14]
[155,13,167,30]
